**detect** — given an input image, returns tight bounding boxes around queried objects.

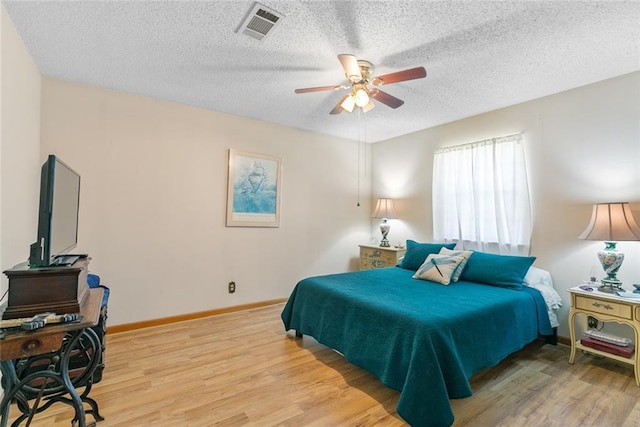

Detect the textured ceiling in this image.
[4,1,640,143]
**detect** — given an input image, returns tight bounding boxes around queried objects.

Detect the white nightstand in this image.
[358,244,406,270]
[568,286,640,386]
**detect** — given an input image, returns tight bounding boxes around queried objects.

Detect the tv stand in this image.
[2,258,90,320]
[1,288,105,426]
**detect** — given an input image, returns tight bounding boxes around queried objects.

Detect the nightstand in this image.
[359,244,406,270]
[568,287,640,386]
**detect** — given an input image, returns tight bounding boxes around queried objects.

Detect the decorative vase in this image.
[379,218,390,247]
[597,241,624,289]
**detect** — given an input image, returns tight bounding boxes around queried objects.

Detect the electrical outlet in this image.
[228,281,236,294]
[587,316,598,329]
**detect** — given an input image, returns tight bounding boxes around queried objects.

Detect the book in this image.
[614,291,640,299]
[581,336,635,358]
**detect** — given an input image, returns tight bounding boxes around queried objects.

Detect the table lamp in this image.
[578,202,640,293]
[371,198,398,247]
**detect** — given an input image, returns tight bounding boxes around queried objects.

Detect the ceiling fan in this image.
[294,54,427,115]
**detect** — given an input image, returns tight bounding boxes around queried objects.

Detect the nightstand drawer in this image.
[362,249,397,264]
[575,295,633,320]
[358,245,406,270]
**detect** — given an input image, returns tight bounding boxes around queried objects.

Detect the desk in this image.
[1,288,103,427]
[568,287,640,387]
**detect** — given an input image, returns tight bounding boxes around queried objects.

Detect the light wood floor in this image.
[6,303,640,426]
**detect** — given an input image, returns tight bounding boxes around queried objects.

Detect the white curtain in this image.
[432,134,532,255]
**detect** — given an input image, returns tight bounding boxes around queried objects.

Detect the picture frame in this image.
[226,149,282,227]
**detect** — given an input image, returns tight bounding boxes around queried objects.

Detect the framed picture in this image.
[226,149,282,227]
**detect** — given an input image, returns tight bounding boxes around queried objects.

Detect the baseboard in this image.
[557,335,571,346]
[107,298,288,334]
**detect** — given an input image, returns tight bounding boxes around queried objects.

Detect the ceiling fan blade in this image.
[372,67,426,86]
[338,54,362,82]
[370,89,404,109]
[295,85,345,94]
[330,96,349,114]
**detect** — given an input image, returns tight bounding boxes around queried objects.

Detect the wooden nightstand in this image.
[568,287,640,386]
[359,244,406,270]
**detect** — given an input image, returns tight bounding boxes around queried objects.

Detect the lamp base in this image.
[598,284,622,294]
[378,218,391,248]
[598,278,623,294]
[597,241,624,293]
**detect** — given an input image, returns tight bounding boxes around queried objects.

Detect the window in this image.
[432,134,532,255]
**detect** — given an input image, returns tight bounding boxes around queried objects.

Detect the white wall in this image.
[4,0,638,337]
[371,72,640,339]
[39,79,371,325]
[0,5,41,295]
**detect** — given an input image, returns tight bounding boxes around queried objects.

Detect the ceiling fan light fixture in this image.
[354,88,370,107]
[341,95,356,112]
[362,99,375,112]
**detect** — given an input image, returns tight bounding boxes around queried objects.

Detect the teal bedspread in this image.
[281,267,553,427]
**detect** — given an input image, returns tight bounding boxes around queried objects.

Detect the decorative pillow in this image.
[439,248,473,282]
[413,254,466,285]
[459,251,536,290]
[399,240,457,271]
[523,266,554,289]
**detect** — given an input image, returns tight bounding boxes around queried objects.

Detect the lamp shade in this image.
[578,202,640,241]
[371,198,398,219]
[354,88,370,107]
[362,99,375,112]
[340,95,356,113]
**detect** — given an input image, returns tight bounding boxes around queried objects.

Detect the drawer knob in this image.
[21,339,42,354]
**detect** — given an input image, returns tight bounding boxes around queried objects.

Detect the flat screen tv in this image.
[29,155,81,268]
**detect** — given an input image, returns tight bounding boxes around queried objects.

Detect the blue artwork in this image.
[232,155,278,214]
[227,149,281,227]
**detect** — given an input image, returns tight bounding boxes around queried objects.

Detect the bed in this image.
[281,242,559,427]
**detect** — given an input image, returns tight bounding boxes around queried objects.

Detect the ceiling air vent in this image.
[237,3,284,41]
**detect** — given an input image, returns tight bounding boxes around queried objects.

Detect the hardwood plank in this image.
[5,303,640,426]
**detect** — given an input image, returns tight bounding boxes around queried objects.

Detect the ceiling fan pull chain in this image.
[357,108,362,206]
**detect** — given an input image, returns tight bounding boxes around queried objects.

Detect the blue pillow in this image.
[87,273,101,288]
[87,273,110,308]
[399,240,457,271]
[459,251,536,290]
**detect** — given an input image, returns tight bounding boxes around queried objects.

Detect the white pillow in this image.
[413,254,466,285]
[524,266,554,288]
[439,247,473,282]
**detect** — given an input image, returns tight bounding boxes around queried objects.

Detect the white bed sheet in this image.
[524,266,563,328]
